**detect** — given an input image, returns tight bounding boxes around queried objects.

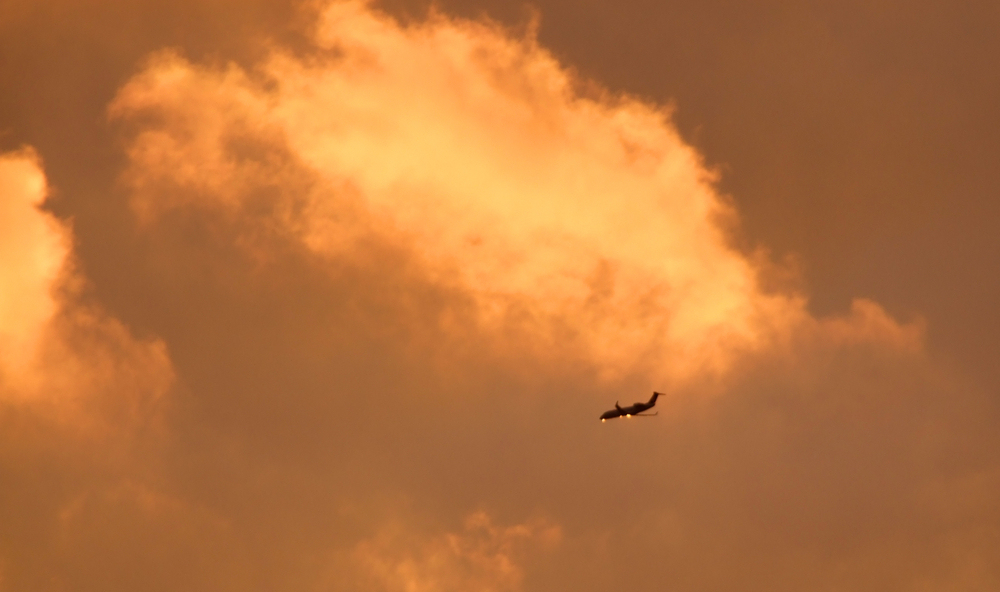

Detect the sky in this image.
[1,1,999,590]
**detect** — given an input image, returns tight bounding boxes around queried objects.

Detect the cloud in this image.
[0,148,173,428]
[0,148,69,388]
[109,0,922,389]
[0,149,172,428]
[97,3,1000,588]
[350,511,560,592]
[0,150,186,589]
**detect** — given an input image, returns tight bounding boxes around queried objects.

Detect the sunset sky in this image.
[2,1,999,590]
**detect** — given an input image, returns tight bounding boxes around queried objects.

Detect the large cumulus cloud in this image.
[109,0,815,386]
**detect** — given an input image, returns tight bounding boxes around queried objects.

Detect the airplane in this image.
[600,392,662,421]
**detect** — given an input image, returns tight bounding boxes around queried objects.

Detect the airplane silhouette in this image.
[600,392,661,421]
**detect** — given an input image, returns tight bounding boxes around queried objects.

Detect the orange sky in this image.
[1,1,999,590]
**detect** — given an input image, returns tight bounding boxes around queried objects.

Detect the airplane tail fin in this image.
[649,391,662,405]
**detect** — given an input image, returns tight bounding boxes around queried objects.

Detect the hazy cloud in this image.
[351,512,560,592]
[0,150,184,590]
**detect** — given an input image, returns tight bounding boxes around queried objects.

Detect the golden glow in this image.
[1,1,994,590]
[0,149,173,419]
[108,1,823,388]
[107,1,924,390]
[0,148,67,378]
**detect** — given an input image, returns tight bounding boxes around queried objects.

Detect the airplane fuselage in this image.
[600,392,661,421]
